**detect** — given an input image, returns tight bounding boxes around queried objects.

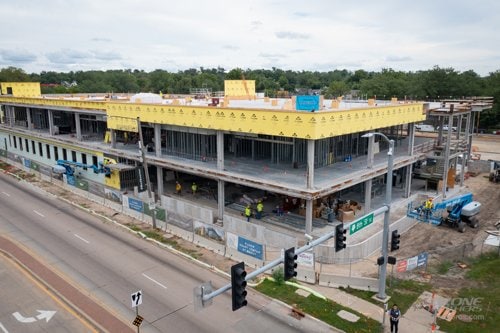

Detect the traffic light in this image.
[231,262,248,311]
[335,224,347,252]
[391,230,400,252]
[284,247,297,280]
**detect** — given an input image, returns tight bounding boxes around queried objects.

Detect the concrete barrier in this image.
[193,234,225,256]
[296,267,317,284]
[162,195,213,224]
[103,200,123,212]
[167,224,194,242]
[318,273,379,292]
[225,246,265,268]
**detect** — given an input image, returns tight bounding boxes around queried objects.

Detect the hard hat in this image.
[429,198,433,201]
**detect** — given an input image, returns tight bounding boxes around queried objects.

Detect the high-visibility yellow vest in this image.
[245,207,251,216]
[257,203,264,212]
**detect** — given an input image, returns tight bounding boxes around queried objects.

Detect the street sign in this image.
[131,290,143,308]
[349,213,374,235]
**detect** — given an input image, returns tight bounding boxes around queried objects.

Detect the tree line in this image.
[0,66,499,129]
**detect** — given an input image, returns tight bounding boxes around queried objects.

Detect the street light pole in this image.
[362,132,394,300]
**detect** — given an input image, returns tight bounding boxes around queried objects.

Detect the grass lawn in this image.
[437,252,499,333]
[340,278,430,314]
[256,279,381,333]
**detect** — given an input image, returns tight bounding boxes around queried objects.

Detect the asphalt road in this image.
[0,255,91,333]
[0,174,335,333]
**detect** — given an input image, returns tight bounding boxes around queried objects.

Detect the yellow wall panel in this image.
[106,102,425,139]
[0,82,41,97]
[0,96,106,111]
[0,93,425,140]
[224,80,256,97]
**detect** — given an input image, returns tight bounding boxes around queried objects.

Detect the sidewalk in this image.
[307,284,447,333]
[309,284,385,323]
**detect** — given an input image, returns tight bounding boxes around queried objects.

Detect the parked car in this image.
[437,125,457,132]
[415,124,435,132]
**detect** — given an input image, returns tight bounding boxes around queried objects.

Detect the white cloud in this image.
[0,0,498,75]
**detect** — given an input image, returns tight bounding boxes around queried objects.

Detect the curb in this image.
[0,247,106,333]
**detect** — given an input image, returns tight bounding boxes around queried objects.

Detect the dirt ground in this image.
[396,135,500,295]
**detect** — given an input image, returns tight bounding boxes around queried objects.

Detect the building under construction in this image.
[0,81,492,264]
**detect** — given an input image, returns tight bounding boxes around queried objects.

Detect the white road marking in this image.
[74,234,90,244]
[12,312,36,323]
[33,210,45,217]
[0,322,9,333]
[142,273,167,289]
[1,191,10,197]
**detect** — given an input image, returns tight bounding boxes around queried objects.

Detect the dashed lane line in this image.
[73,234,90,244]
[142,273,167,289]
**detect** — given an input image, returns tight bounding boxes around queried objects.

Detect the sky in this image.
[0,0,499,75]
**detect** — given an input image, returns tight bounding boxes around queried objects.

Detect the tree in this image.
[324,81,350,98]
[0,67,31,82]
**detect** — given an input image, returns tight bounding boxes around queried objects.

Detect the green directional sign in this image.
[349,213,374,235]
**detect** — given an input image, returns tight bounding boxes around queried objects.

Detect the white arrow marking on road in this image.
[1,191,10,197]
[0,322,9,333]
[142,273,167,289]
[74,234,90,244]
[36,310,57,322]
[12,312,37,323]
[12,310,56,324]
[33,210,45,217]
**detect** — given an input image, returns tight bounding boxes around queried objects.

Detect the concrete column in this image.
[442,112,454,199]
[364,179,372,211]
[48,110,55,135]
[305,199,313,234]
[218,180,225,222]
[307,140,315,189]
[75,113,82,141]
[110,129,117,148]
[367,133,374,168]
[404,164,413,198]
[9,105,15,127]
[10,106,15,126]
[6,106,13,126]
[407,123,415,156]
[216,131,224,171]
[154,124,161,157]
[465,113,472,166]
[156,167,164,196]
[26,107,33,130]
[437,116,444,145]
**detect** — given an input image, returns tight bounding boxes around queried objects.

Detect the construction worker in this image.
[191,182,198,196]
[256,201,264,219]
[175,181,182,195]
[388,304,401,333]
[245,204,252,222]
[424,197,434,219]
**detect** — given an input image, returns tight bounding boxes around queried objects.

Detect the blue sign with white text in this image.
[296,95,320,111]
[237,236,263,260]
[417,252,428,267]
[128,198,144,213]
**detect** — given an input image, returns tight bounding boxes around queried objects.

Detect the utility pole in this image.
[137,117,157,229]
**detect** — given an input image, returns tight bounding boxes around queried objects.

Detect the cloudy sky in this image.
[1,0,499,75]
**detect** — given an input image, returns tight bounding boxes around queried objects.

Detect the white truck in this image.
[415,124,435,132]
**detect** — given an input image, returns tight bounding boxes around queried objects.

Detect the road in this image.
[0,173,335,333]
[0,255,91,333]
